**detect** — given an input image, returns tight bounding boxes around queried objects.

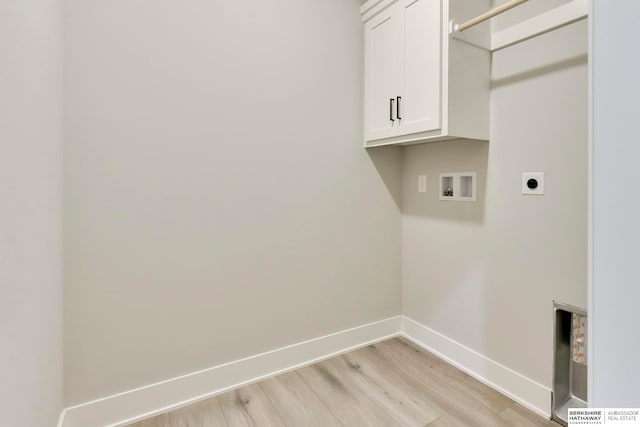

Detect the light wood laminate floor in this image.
[129,337,559,427]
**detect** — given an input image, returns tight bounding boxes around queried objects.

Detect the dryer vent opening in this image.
[553,302,588,426]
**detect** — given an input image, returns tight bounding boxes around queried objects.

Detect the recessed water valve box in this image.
[439,172,477,202]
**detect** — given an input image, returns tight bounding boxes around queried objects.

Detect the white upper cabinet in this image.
[365,7,399,141]
[398,0,441,136]
[361,0,490,147]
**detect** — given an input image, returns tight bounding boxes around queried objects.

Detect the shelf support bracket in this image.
[449,20,491,51]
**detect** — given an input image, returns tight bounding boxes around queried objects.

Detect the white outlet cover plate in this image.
[522,172,544,195]
[418,175,427,193]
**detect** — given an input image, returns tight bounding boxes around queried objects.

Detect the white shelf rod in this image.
[456,0,529,32]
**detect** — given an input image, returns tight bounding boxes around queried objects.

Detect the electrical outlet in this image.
[522,172,544,195]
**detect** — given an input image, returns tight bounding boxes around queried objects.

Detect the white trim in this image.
[586,0,594,406]
[61,315,554,426]
[61,316,401,427]
[400,316,551,418]
[57,409,66,427]
[360,0,395,23]
[360,0,386,17]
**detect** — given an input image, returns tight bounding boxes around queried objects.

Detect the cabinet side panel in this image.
[447,0,491,140]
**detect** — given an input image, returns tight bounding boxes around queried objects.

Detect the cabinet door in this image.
[397,0,441,135]
[364,4,399,142]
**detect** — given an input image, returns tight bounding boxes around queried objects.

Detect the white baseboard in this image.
[60,315,551,426]
[57,409,65,427]
[400,316,551,418]
[60,316,401,427]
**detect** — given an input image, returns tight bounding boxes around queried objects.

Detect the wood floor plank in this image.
[258,371,341,426]
[396,337,514,412]
[164,397,229,427]
[391,337,515,412]
[499,403,561,427]
[426,416,455,426]
[129,414,170,427]
[366,339,512,426]
[335,350,441,425]
[218,382,284,427]
[297,360,402,426]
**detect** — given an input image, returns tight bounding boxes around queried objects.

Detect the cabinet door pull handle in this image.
[390,98,395,122]
[396,96,402,120]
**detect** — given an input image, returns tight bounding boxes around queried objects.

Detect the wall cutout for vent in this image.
[439,172,477,202]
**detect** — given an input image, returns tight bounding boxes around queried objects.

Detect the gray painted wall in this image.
[401,15,587,389]
[0,0,64,425]
[63,0,402,405]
